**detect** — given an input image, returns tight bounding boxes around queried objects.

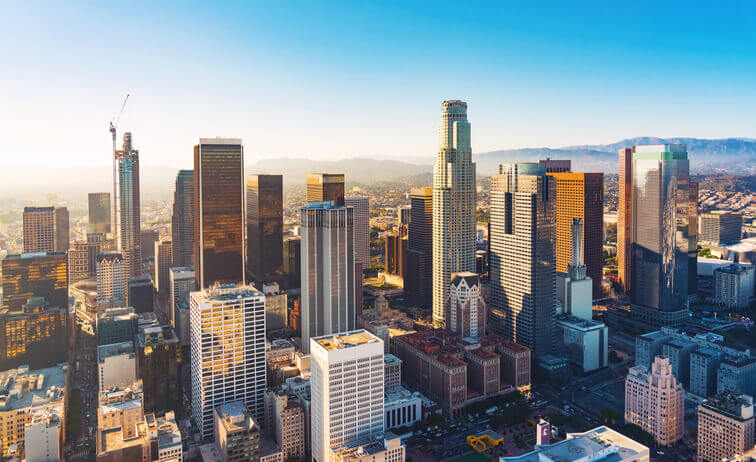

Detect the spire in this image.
[568,218,587,280]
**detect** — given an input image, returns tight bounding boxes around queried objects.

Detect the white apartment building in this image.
[190,284,266,439]
[311,330,385,462]
[97,251,126,306]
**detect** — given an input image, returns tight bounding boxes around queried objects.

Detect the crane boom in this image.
[110,93,129,247]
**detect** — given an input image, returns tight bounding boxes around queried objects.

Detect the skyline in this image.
[2,2,756,168]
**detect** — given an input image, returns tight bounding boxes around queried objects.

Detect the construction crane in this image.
[109,94,129,244]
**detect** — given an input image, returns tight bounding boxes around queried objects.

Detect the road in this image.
[64,325,98,462]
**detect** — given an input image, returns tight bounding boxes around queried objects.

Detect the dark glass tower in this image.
[246,174,283,284]
[306,173,344,206]
[171,170,195,268]
[405,187,432,307]
[1,252,68,311]
[88,192,111,234]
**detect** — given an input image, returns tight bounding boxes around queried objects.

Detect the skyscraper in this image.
[306,173,345,206]
[22,207,68,253]
[446,272,486,339]
[311,330,385,462]
[548,172,604,298]
[194,138,245,289]
[539,158,571,173]
[97,252,126,306]
[282,236,301,288]
[489,163,556,357]
[169,266,195,345]
[88,192,111,234]
[432,100,476,327]
[1,252,68,311]
[344,196,370,266]
[618,148,633,293]
[115,132,142,281]
[54,207,69,252]
[190,285,266,439]
[171,170,194,268]
[246,174,283,284]
[0,297,67,370]
[406,187,432,308]
[300,202,355,353]
[154,239,173,294]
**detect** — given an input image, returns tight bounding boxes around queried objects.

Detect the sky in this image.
[2,1,755,168]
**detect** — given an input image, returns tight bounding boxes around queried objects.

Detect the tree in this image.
[609,350,621,363]
[600,407,622,425]
[622,423,655,447]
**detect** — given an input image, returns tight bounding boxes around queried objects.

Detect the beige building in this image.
[97,408,182,462]
[625,356,684,446]
[97,381,145,453]
[266,390,306,461]
[331,435,405,462]
[698,393,754,462]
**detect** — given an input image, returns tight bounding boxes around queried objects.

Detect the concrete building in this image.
[625,356,684,446]
[97,382,144,452]
[556,314,608,373]
[555,218,594,321]
[432,100,476,327]
[306,173,345,207]
[246,174,283,285]
[405,187,432,308]
[310,330,385,462]
[2,252,68,312]
[169,266,195,345]
[214,401,261,462]
[446,272,486,339]
[691,348,724,397]
[662,338,698,389]
[714,264,755,310]
[136,324,180,414]
[97,306,138,345]
[23,206,69,253]
[300,202,355,353]
[263,282,287,334]
[384,354,402,389]
[489,162,556,357]
[384,386,422,430]
[497,340,531,389]
[115,132,143,282]
[154,239,172,294]
[98,341,137,391]
[97,251,126,306]
[700,211,743,245]
[718,356,756,396]
[24,403,63,462]
[330,435,405,462]
[190,285,266,439]
[127,275,153,314]
[698,393,754,462]
[266,390,305,461]
[68,240,90,283]
[345,196,370,267]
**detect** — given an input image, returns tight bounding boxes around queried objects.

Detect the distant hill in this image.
[247,157,431,184]
[473,148,615,175]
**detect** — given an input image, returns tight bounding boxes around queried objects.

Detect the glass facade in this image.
[406,188,433,308]
[246,174,283,284]
[306,173,345,206]
[88,192,111,234]
[0,303,67,369]
[171,170,195,268]
[1,252,68,311]
[116,132,142,281]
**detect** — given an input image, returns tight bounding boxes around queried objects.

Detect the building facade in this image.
[171,169,195,268]
[700,211,743,245]
[698,393,754,462]
[0,297,67,370]
[446,272,486,339]
[405,187,432,308]
[154,238,173,294]
[247,174,284,285]
[214,401,261,462]
[345,196,370,267]
[96,252,126,306]
[23,206,69,253]
[88,192,111,234]
[306,173,345,206]
[169,266,195,345]
[115,132,142,282]
[136,325,180,415]
[618,148,633,293]
[2,252,68,311]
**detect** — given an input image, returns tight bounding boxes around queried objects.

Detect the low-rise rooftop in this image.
[0,363,67,411]
[314,330,380,351]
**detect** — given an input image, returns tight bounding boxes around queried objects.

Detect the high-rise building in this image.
[282,236,301,287]
[714,264,755,310]
[539,158,571,173]
[300,202,355,353]
[24,405,64,462]
[88,192,111,234]
[406,187,432,307]
[262,282,287,334]
[307,173,345,206]
[23,206,68,253]
[311,330,385,462]
[0,296,67,370]
[128,275,154,313]
[54,207,69,252]
[432,100,476,327]
[190,285,266,439]
[345,196,370,266]
[266,390,306,461]
[169,266,195,344]
[140,228,158,259]
[1,252,68,311]
[97,251,126,306]
[489,163,556,357]
[86,232,109,275]
[213,401,261,462]
[194,138,245,289]
[68,240,90,284]
[385,230,407,278]
[548,171,604,298]
[154,238,173,294]
[115,132,142,281]
[398,206,411,226]
[246,174,283,284]
[556,218,594,320]
[618,148,633,293]
[171,170,195,268]
[136,324,180,415]
[446,272,486,339]
[625,356,684,446]
[97,306,138,345]
[698,393,754,462]
[700,211,743,245]
[98,342,137,390]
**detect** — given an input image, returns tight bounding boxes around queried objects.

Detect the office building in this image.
[432,100,476,327]
[0,364,66,458]
[171,169,195,268]
[555,219,593,320]
[306,173,345,206]
[698,393,754,462]
[86,232,110,275]
[23,206,69,253]
[97,252,126,306]
[385,230,407,278]
[68,239,90,283]
[115,132,142,281]
[556,315,608,373]
[266,390,306,461]
[311,330,385,462]
[497,341,531,389]
[330,435,405,462]
[714,264,755,310]
[194,138,246,289]
[548,172,604,298]
[127,275,154,314]
[661,339,698,389]
[98,342,137,391]
[247,174,283,284]
[140,228,158,259]
[446,272,486,339]
[617,148,633,293]
[190,285,266,439]
[1,252,68,311]
[54,207,69,252]
[169,266,195,344]
[399,206,411,225]
[0,297,67,370]
[24,404,63,462]
[97,306,138,345]
[718,356,756,397]
[691,348,723,397]
[213,402,261,462]
[625,356,684,446]
[154,238,172,294]
[136,324,180,414]
[538,158,571,173]
[384,354,402,389]
[405,187,432,308]
[345,196,370,266]
[300,202,355,353]
[263,282,287,334]
[89,192,111,234]
[700,211,743,245]
[282,236,301,285]
[489,163,556,357]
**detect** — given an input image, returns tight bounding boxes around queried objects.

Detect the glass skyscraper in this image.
[246,174,283,284]
[171,170,194,268]
[115,132,142,282]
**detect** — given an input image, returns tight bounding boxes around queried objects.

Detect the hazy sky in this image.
[2,1,755,168]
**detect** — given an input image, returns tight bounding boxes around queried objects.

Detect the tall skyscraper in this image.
[23,207,68,253]
[489,163,556,357]
[169,266,195,345]
[115,132,142,281]
[194,138,245,289]
[246,174,283,284]
[97,252,126,306]
[171,170,194,268]
[618,148,633,293]
[282,236,301,288]
[154,239,172,294]
[190,285,266,439]
[306,173,345,206]
[698,393,754,462]
[548,172,604,298]
[88,192,111,234]
[1,252,68,311]
[300,202,355,353]
[344,196,370,267]
[432,100,476,327]
[446,272,486,339]
[406,187,432,308]
[311,330,385,462]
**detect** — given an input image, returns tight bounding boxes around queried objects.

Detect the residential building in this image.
[194,138,246,289]
[127,275,153,313]
[311,330,385,462]
[247,174,284,285]
[171,169,195,268]
[306,173,345,206]
[154,239,172,294]
[556,314,608,373]
[405,187,432,308]
[714,264,755,310]
[23,206,69,253]
[214,401,261,462]
[330,435,405,462]
[97,252,126,306]
[89,192,111,234]
[115,132,142,281]
[489,162,556,357]
[700,211,743,245]
[300,202,355,353]
[345,196,370,266]
[625,356,684,445]
[432,100,476,327]
[97,306,138,345]
[169,266,195,345]
[98,341,137,390]
[698,393,754,462]
[0,297,67,370]
[136,324,180,414]
[1,252,68,311]
[190,285,266,439]
[24,404,63,462]
[446,272,486,339]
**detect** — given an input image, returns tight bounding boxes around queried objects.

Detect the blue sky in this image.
[2,1,754,168]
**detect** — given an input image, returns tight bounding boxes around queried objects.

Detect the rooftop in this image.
[556,314,606,329]
[384,354,402,365]
[314,329,381,351]
[0,363,67,411]
[701,392,754,421]
[196,284,263,302]
[98,342,135,362]
[715,263,754,275]
[216,401,257,433]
